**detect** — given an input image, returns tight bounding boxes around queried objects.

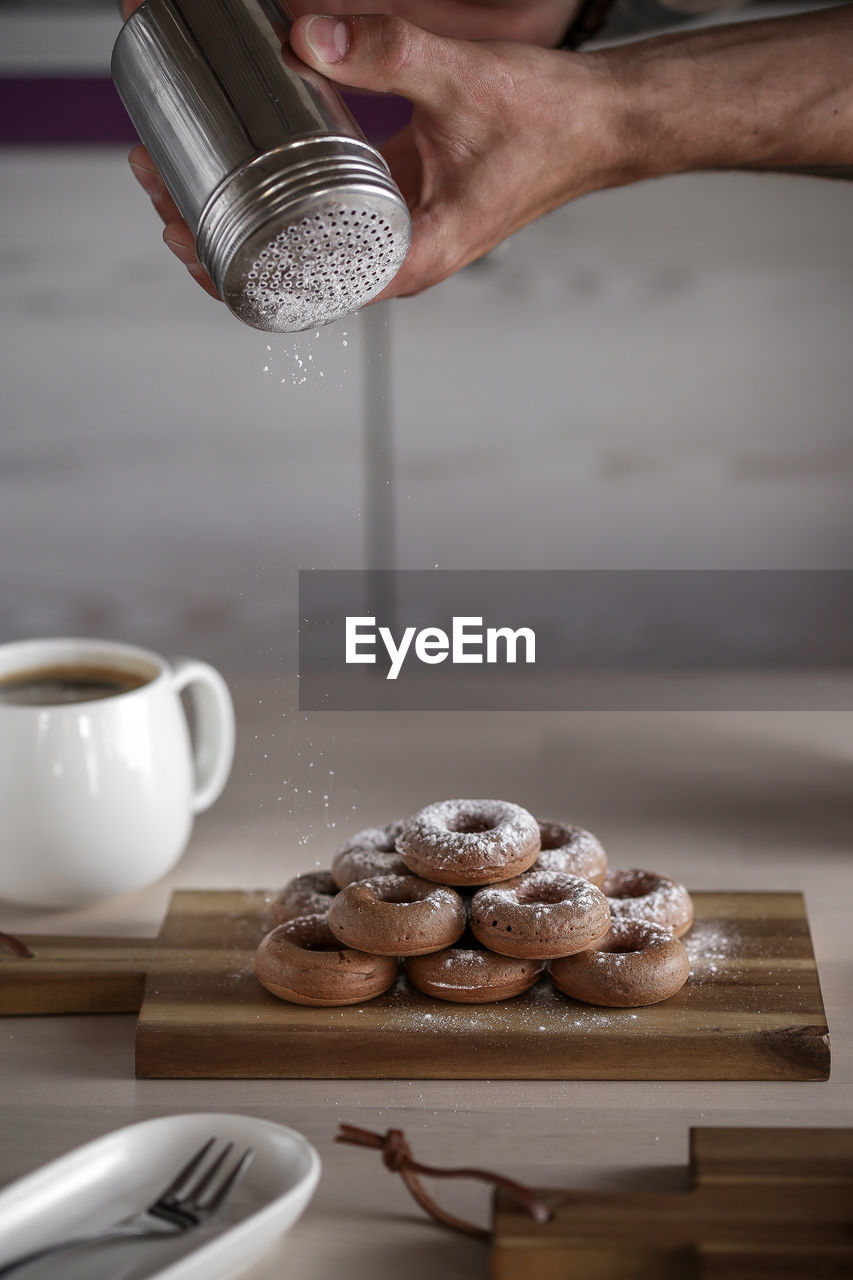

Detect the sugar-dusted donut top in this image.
[535,822,606,875]
[412,946,539,990]
[398,798,540,871]
[604,868,692,930]
[474,870,606,919]
[336,820,406,857]
[351,873,463,908]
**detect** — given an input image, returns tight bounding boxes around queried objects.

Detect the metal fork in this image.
[0,1137,253,1277]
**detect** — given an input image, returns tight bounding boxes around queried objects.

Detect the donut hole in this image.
[310,873,337,894]
[517,884,569,907]
[596,938,641,956]
[538,822,567,851]
[375,822,402,852]
[376,882,429,906]
[606,872,655,901]
[280,918,345,953]
[447,815,496,835]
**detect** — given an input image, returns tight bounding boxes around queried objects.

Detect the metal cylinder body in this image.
[112,0,411,331]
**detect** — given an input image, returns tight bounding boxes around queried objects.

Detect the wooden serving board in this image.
[0,890,829,1081]
[492,1126,853,1278]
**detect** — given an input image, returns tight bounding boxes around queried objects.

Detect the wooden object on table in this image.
[0,889,829,1081]
[492,1126,853,1278]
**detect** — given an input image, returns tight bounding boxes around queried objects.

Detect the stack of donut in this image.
[254,798,693,1010]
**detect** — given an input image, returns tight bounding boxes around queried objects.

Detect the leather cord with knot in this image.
[0,931,33,958]
[336,1124,552,1243]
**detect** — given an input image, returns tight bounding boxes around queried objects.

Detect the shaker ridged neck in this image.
[198,137,411,332]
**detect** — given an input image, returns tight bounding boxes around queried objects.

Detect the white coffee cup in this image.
[0,637,235,908]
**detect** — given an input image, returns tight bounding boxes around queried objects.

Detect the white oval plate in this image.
[0,1113,320,1280]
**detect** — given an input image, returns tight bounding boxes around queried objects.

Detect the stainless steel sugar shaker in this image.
[112,0,412,332]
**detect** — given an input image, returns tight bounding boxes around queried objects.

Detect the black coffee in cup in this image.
[0,665,149,706]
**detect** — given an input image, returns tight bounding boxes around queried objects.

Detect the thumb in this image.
[289,13,457,108]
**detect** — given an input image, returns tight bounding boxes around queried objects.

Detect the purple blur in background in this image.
[0,76,412,147]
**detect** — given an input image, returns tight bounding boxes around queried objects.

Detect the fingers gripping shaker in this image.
[112,0,412,331]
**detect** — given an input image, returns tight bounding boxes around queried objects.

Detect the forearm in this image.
[591,7,853,184]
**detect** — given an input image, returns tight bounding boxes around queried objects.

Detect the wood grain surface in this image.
[492,1127,853,1279]
[0,889,830,1081]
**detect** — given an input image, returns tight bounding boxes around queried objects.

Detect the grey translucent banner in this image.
[298,570,853,711]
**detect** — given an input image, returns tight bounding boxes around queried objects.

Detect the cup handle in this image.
[170,658,236,814]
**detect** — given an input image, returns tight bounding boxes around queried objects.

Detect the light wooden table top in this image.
[1,676,851,1279]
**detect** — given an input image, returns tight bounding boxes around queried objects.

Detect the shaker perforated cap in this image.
[198,139,412,333]
[112,0,413,333]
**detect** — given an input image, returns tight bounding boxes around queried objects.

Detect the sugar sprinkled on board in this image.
[684,918,746,982]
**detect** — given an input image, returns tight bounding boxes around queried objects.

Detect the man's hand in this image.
[289,16,621,297]
[288,6,853,299]
[119,0,585,301]
[121,1,853,308]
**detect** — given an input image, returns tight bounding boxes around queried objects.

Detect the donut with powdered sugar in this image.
[254,915,397,1006]
[550,918,690,1007]
[272,871,337,925]
[396,798,540,886]
[331,820,409,888]
[328,873,467,956]
[604,868,693,938]
[534,821,607,886]
[405,932,544,1003]
[470,870,610,960]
